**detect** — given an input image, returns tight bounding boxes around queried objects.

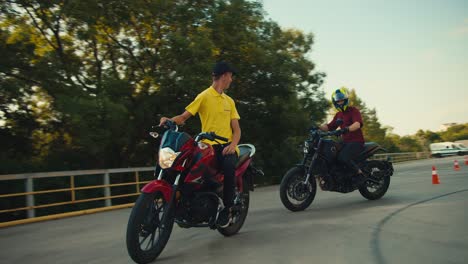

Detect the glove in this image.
[337,127,349,135]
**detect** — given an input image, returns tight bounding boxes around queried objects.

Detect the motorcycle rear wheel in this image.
[126,192,174,264]
[358,160,391,200]
[279,166,317,212]
[217,180,250,236]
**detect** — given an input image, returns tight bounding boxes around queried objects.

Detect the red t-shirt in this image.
[327,106,365,143]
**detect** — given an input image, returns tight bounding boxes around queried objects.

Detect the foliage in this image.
[440,124,468,142]
[0,0,327,186]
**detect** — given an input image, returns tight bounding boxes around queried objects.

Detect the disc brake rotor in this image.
[288,179,310,201]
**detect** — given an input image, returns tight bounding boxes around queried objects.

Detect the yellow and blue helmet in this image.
[331,88,349,112]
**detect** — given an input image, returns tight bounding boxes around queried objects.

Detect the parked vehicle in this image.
[429,142,464,157]
[126,120,263,264]
[454,139,468,147]
[279,121,394,212]
[453,142,468,155]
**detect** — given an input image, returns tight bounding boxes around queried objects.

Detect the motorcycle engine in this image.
[179,193,219,224]
[328,166,355,193]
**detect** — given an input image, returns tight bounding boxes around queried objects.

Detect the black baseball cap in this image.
[212,61,237,77]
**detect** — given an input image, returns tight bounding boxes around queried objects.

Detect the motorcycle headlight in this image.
[158,147,181,169]
[303,141,309,154]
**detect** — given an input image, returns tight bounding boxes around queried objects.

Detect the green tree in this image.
[440,124,468,142]
[397,136,423,152]
[0,0,327,185]
[415,129,442,150]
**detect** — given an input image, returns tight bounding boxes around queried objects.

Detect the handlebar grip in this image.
[161,119,178,131]
[164,119,175,126]
[208,132,228,142]
[215,135,229,142]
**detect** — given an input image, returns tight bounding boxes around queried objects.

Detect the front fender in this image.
[141,180,173,202]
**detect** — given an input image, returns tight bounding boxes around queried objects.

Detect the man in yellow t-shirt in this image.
[159,61,241,228]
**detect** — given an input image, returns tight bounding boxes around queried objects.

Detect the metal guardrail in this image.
[371,152,432,163]
[0,152,431,227]
[0,167,155,227]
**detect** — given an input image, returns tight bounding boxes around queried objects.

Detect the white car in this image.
[454,143,468,155]
[429,142,466,158]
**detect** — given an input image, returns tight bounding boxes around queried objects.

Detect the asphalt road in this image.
[1,157,467,264]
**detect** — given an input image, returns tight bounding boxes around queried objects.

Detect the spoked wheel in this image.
[218,180,250,236]
[359,160,391,200]
[279,166,317,212]
[126,192,174,264]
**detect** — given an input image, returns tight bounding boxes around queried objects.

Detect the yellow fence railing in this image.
[0,167,155,228]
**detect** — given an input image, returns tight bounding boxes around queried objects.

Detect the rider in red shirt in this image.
[320,88,365,179]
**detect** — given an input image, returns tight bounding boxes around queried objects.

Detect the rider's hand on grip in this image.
[159,117,170,127]
[159,118,176,130]
[336,127,349,136]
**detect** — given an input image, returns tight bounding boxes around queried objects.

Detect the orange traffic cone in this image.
[464,156,468,166]
[454,160,460,171]
[432,166,440,184]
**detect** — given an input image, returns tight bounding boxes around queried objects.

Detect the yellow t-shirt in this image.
[186,86,240,146]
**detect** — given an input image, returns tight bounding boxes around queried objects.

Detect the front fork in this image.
[159,170,181,227]
[303,152,318,184]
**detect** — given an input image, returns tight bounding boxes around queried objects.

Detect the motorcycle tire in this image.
[358,160,391,200]
[126,192,174,264]
[279,166,317,212]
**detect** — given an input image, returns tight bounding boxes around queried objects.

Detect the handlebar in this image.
[149,119,178,139]
[212,133,229,142]
[195,132,229,143]
[310,129,342,137]
[161,119,178,131]
[153,118,228,143]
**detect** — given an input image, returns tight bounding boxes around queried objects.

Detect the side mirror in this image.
[336,118,343,126]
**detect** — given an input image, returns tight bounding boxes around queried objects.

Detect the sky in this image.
[260,0,468,136]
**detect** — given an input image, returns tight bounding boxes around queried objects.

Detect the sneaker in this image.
[216,207,232,228]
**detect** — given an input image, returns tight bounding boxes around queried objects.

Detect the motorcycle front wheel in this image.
[126,192,174,264]
[279,166,317,212]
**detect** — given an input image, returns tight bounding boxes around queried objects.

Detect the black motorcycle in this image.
[279,122,394,211]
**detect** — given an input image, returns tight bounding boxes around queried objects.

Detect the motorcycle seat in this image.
[236,144,256,167]
[356,142,380,161]
[363,142,379,151]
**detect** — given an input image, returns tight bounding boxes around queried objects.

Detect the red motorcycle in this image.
[126,120,262,264]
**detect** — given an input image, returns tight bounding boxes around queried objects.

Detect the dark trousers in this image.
[213,144,238,208]
[337,142,364,174]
